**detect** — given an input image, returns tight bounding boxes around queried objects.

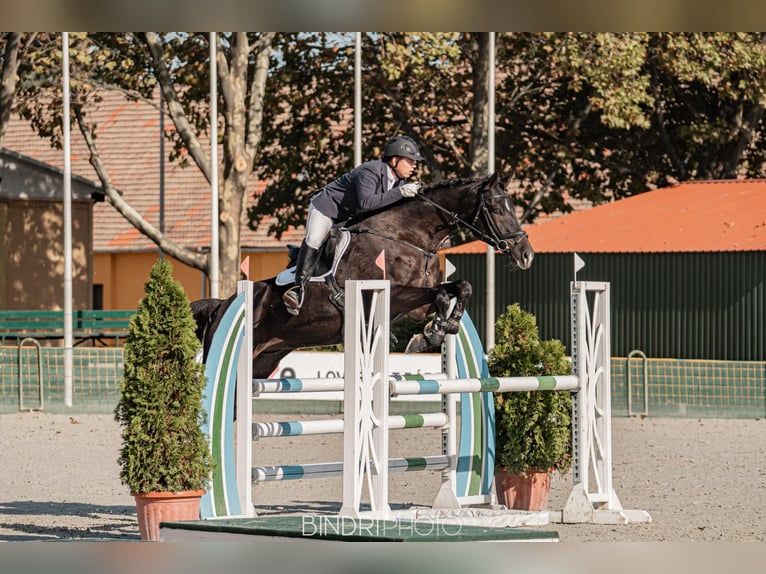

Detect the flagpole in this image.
[209,32,219,298]
[485,32,496,351]
[354,32,362,167]
[62,32,73,408]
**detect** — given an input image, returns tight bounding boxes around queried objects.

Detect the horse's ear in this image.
[487,170,507,191]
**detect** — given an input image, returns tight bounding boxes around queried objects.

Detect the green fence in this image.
[612,356,766,418]
[0,345,123,413]
[1,346,764,417]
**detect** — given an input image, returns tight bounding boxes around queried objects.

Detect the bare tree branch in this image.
[143,32,212,182]
[75,106,207,270]
[245,32,274,159]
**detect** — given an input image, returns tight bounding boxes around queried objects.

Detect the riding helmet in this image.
[383,135,424,161]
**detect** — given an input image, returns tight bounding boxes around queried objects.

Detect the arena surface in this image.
[0,412,763,542]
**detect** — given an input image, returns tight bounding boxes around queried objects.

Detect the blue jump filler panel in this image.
[453,311,495,500]
[199,292,247,519]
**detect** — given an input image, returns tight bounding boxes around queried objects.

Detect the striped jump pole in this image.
[390,375,579,396]
[253,456,452,482]
[252,372,447,395]
[253,412,448,438]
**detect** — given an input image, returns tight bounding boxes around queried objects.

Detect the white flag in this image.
[444,258,456,280]
[574,253,585,278]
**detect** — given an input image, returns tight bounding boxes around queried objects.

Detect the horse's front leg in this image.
[438,279,472,335]
[422,279,472,344]
[397,280,472,353]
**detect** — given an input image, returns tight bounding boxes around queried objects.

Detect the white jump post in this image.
[340,280,391,518]
[564,281,650,524]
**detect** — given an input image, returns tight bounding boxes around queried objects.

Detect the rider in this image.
[283,135,424,316]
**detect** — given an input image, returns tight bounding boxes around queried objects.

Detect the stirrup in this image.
[283,286,303,316]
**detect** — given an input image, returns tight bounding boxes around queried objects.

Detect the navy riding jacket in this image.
[310,159,407,222]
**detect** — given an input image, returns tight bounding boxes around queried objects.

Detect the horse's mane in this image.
[420,175,490,194]
[345,174,494,228]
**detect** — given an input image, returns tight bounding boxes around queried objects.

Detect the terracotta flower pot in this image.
[133,490,205,541]
[494,470,551,511]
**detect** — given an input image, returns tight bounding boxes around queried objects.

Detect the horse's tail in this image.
[190,297,226,361]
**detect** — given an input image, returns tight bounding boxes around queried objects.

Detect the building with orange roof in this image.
[444,179,766,255]
[442,180,765,362]
[2,91,304,311]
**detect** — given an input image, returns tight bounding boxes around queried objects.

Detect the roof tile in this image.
[3,90,304,253]
[443,180,766,254]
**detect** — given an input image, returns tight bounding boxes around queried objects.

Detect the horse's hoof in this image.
[445,318,461,335]
[404,334,428,354]
[424,324,445,347]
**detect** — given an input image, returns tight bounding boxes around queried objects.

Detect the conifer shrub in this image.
[489,303,573,477]
[114,259,212,494]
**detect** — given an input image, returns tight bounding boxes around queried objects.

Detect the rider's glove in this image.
[399,182,421,198]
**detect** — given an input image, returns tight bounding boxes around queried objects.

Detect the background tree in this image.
[12,32,276,297]
[250,32,477,238]
[254,32,766,235]
[6,32,766,294]
[495,32,766,220]
[0,33,21,147]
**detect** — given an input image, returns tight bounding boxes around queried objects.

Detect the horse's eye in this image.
[490,198,510,214]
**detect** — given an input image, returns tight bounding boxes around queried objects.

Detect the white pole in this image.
[209,32,220,298]
[354,32,362,167]
[485,32,496,352]
[62,32,73,408]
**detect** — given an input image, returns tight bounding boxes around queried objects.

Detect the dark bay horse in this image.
[192,172,533,378]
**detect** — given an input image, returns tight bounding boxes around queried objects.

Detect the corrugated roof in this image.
[443,180,766,254]
[2,91,304,253]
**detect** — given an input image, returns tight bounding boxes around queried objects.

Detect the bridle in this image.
[348,180,528,285]
[415,184,528,253]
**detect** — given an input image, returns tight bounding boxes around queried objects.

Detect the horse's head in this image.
[469,173,534,270]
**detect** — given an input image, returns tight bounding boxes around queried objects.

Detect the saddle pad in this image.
[275,230,351,286]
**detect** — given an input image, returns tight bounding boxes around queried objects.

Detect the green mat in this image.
[160,516,558,542]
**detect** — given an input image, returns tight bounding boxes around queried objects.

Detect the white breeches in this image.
[304,203,334,250]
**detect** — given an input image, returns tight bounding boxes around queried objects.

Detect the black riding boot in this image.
[283,242,321,316]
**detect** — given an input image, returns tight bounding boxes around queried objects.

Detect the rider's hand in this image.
[399,182,421,198]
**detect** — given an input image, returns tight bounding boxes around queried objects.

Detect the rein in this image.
[414,187,528,252]
[349,227,443,284]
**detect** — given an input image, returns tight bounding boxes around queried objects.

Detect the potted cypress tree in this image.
[489,304,573,511]
[115,259,212,541]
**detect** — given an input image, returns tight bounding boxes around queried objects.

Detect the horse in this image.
[192,172,534,378]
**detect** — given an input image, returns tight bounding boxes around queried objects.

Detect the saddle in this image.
[275,229,351,309]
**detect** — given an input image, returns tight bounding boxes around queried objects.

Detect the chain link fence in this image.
[1,345,764,417]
